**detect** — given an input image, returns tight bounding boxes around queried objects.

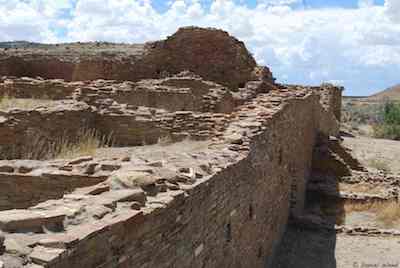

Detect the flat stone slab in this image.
[29,246,65,266]
[96,189,146,206]
[0,210,65,233]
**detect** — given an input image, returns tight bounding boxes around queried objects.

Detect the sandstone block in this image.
[29,246,65,266]
[97,189,146,206]
[0,210,65,233]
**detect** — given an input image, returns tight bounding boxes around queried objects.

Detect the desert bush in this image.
[342,101,384,125]
[383,101,400,125]
[372,101,400,140]
[373,124,400,140]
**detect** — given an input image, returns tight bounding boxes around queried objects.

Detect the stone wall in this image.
[0,90,339,268]
[0,101,95,159]
[0,173,107,211]
[77,74,236,113]
[62,94,326,268]
[0,77,77,100]
[316,83,343,121]
[0,27,343,268]
[0,27,272,89]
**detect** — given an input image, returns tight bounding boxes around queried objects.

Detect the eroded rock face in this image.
[0,27,270,89]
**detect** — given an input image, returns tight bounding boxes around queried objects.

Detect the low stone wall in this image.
[0,77,78,100]
[77,74,236,113]
[0,101,232,158]
[0,173,107,211]
[0,101,95,159]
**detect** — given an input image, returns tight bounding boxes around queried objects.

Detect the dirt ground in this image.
[272,226,400,268]
[342,136,400,175]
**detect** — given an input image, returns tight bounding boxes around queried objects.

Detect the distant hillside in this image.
[369,85,400,101]
[0,41,42,49]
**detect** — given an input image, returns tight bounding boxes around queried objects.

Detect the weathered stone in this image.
[0,27,349,268]
[67,156,93,165]
[4,238,33,256]
[99,189,146,205]
[29,246,65,266]
[0,210,65,233]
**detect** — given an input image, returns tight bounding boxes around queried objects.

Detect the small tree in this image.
[383,102,400,125]
[373,101,400,140]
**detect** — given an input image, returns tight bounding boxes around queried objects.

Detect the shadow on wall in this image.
[270,135,351,268]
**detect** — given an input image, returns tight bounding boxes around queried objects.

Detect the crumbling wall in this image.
[0,173,107,210]
[317,84,343,121]
[31,93,336,268]
[0,77,77,100]
[0,27,343,268]
[0,102,95,159]
[0,27,272,89]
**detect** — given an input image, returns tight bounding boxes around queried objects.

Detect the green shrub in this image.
[372,101,400,140]
[373,124,400,140]
[383,102,400,125]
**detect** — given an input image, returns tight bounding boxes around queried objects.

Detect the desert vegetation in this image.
[10,128,113,160]
[0,94,54,111]
[372,101,400,140]
[341,98,383,136]
[343,201,400,228]
[342,98,400,140]
[367,158,391,173]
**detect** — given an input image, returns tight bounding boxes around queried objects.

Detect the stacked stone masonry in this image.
[0,27,342,268]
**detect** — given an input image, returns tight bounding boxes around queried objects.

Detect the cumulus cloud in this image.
[385,0,400,22]
[0,0,399,95]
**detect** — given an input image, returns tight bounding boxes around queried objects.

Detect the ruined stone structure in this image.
[0,27,342,268]
[0,27,274,89]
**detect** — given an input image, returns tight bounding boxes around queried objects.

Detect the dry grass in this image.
[339,182,383,195]
[156,135,174,146]
[376,202,400,228]
[344,201,400,228]
[0,94,54,110]
[55,129,114,159]
[367,158,391,173]
[13,128,114,160]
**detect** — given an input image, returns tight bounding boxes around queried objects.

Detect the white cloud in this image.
[0,0,400,95]
[257,0,301,6]
[385,0,400,22]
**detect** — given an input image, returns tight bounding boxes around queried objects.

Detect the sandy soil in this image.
[343,136,400,175]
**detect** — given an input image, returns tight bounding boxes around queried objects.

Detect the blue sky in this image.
[1,0,399,96]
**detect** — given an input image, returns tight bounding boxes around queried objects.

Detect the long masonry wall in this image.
[42,94,333,268]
